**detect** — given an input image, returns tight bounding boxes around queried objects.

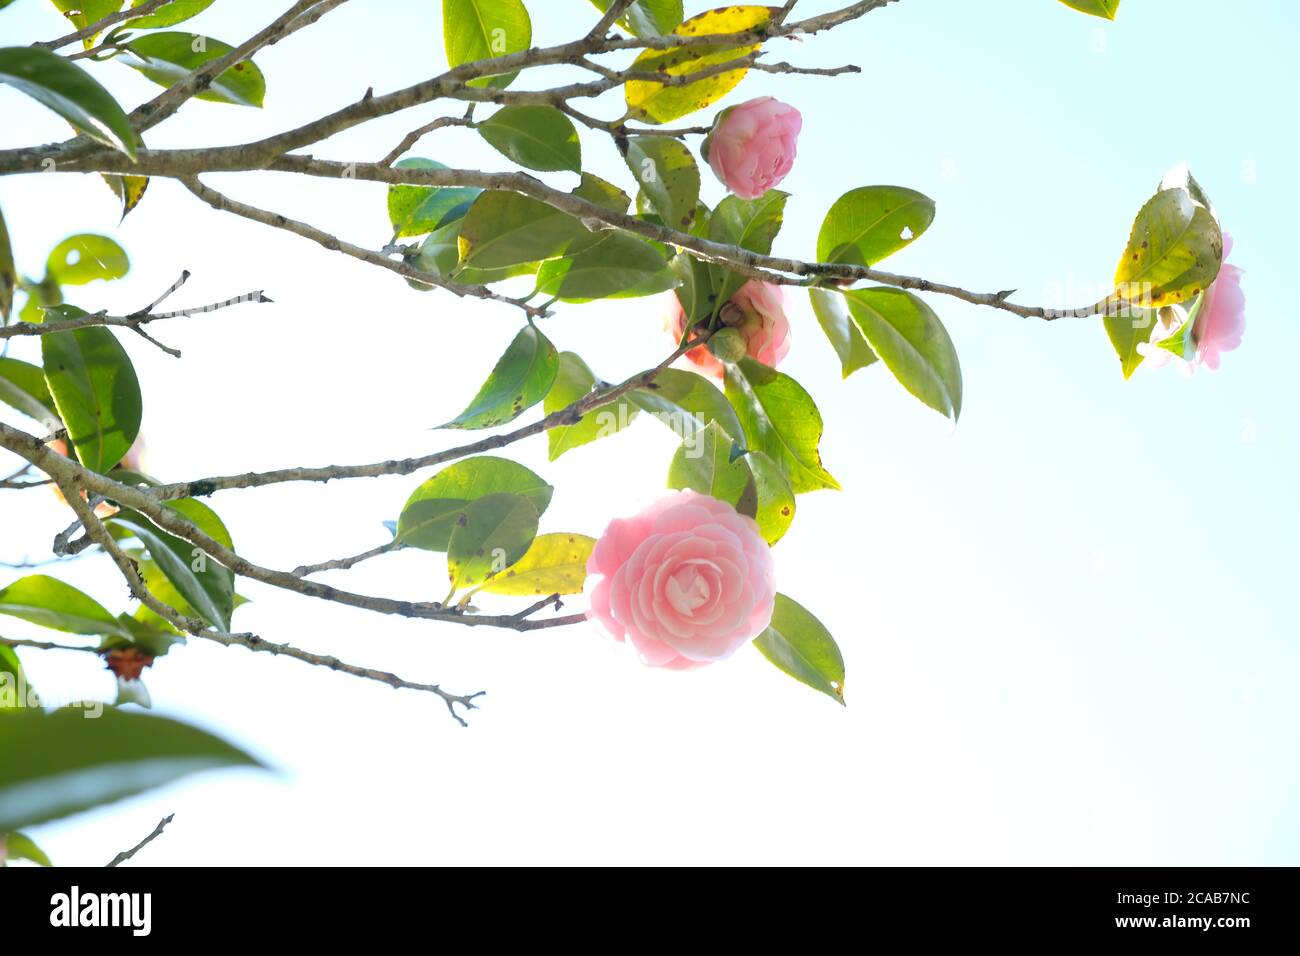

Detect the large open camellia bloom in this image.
[703,96,802,200]
[586,491,777,669]
[1140,233,1245,372]
[665,280,791,379]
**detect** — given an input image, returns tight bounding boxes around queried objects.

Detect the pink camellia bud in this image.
[664,280,791,379]
[703,97,802,200]
[1139,233,1245,373]
[585,490,777,669]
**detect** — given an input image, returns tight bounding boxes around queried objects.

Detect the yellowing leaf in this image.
[624,5,772,124]
[477,533,596,596]
[1113,187,1222,309]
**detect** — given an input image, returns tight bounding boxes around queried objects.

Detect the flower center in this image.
[665,562,716,616]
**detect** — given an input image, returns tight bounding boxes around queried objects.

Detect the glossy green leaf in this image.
[458,174,628,269]
[406,218,534,287]
[629,366,743,442]
[667,421,752,506]
[0,204,14,322]
[0,707,263,831]
[443,0,532,89]
[45,233,129,285]
[809,286,877,378]
[41,320,142,473]
[816,185,935,267]
[446,492,539,591]
[726,360,839,494]
[535,231,677,302]
[669,251,716,326]
[589,0,683,36]
[477,532,595,596]
[709,190,788,308]
[625,136,700,231]
[0,575,131,638]
[1,644,32,711]
[0,46,136,157]
[0,357,60,426]
[121,33,266,107]
[744,448,795,545]
[753,593,845,704]
[544,351,638,460]
[1057,0,1119,19]
[387,158,481,239]
[1103,307,1157,379]
[3,831,52,866]
[128,0,216,28]
[1154,298,1204,362]
[107,509,235,631]
[441,324,559,429]
[396,456,552,551]
[1113,187,1222,309]
[478,105,581,172]
[624,5,770,124]
[841,287,962,420]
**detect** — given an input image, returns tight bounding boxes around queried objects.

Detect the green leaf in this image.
[1113,187,1222,309]
[668,251,716,326]
[1154,297,1204,362]
[478,105,581,172]
[0,46,136,157]
[624,136,700,231]
[744,448,795,545]
[441,324,559,429]
[544,351,638,460]
[127,0,216,28]
[443,0,532,89]
[667,421,752,505]
[458,174,629,269]
[1,644,30,711]
[753,594,845,704]
[725,360,839,494]
[0,707,263,831]
[120,32,266,107]
[1103,307,1157,379]
[589,0,683,37]
[477,532,595,595]
[0,357,60,426]
[45,233,129,285]
[396,456,553,551]
[629,366,743,442]
[446,492,539,591]
[708,189,788,308]
[841,287,962,420]
[3,831,53,866]
[406,218,534,287]
[624,5,771,124]
[809,286,877,378]
[107,509,235,631]
[49,1,121,48]
[534,231,677,302]
[387,158,481,239]
[41,320,142,473]
[1057,0,1119,19]
[0,575,131,638]
[0,203,14,322]
[816,185,935,267]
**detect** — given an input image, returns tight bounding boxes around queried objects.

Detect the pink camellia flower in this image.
[586,490,777,669]
[1139,233,1245,373]
[703,97,802,200]
[664,280,792,379]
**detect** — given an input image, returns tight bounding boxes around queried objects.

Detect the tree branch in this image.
[105,813,174,867]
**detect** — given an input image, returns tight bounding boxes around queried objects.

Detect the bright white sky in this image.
[3,0,1298,865]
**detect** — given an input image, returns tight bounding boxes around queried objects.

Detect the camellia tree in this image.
[0,0,1245,865]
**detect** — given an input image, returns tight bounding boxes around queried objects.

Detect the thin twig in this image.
[106,814,174,867]
[292,540,402,577]
[33,0,169,51]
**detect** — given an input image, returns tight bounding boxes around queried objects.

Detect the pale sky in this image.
[2,0,1298,865]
